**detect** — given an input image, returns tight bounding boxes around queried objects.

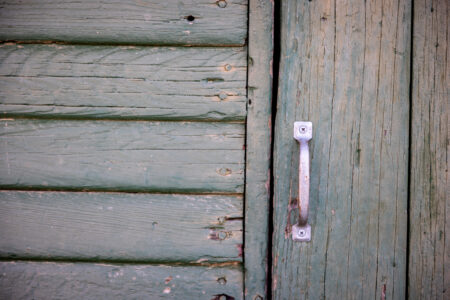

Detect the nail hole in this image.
[217,277,227,285]
[185,15,195,22]
[248,99,252,105]
[217,168,232,176]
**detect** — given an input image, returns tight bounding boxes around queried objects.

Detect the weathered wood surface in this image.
[0,261,243,299]
[409,0,449,299]
[273,0,410,299]
[0,191,242,262]
[0,119,244,193]
[0,0,247,46]
[244,0,273,299]
[0,44,247,121]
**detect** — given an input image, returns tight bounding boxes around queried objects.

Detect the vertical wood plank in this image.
[245,0,274,298]
[409,0,449,299]
[272,0,411,299]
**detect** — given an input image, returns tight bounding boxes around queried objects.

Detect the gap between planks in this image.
[1,41,248,48]
[0,258,242,268]
[0,187,243,197]
[0,116,245,123]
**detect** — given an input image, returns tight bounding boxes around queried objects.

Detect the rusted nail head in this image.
[218,231,227,240]
[219,92,228,100]
[217,0,227,8]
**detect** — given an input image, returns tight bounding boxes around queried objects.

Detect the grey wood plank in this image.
[0,261,243,299]
[272,0,410,299]
[0,119,245,193]
[244,0,273,299]
[0,44,247,121]
[409,0,449,299]
[0,191,242,262]
[0,0,247,46]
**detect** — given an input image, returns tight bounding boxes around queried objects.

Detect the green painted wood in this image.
[409,1,449,298]
[0,44,246,121]
[0,119,244,193]
[0,191,242,263]
[0,0,247,46]
[0,261,243,299]
[273,1,410,299]
[244,0,273,299]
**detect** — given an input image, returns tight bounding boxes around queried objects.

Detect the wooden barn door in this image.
[272,0,448,299]
[0,1,274,299]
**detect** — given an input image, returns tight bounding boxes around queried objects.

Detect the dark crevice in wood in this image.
[225,216,243,221]
[0,187,243,197]
[406,1,414,298]
[0,40,247,48]
[0,115,246,123]
[0,257,243,268]
[268,0,281,298]
[243,0,250,296]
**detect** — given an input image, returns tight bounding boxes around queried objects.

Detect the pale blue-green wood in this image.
[0,261,243,299]
[409,0,449,298]
[0,44,247,121]
[273,0,410,299]
[0,119,245,193]
[244,0,273,299]
[0,0,247,45]
[0,191,242,262]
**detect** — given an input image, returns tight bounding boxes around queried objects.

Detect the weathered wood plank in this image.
[0,44,247,121]
[409,0,449,299]
[244,0,273,299]
[0,261,243,299]
[0,0,247,46]
[273,0,410,299]
[0,191,242,262]
[0,119,245,193]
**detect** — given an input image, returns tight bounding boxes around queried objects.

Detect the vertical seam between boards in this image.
[268,0,282,298]
[406,0,414,299]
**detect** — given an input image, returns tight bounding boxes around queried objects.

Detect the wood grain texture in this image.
[0,0,247,46]
[273,0,410,299]
[0,191,242,263]
[0,119,245,193]
[0,44,247,121]
[409,0,449,298]
[0,261,243,299]
[244,0,273,299]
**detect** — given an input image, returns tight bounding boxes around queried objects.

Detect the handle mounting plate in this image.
[292,224,311,242]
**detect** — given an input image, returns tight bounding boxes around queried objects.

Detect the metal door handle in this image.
[292,122,312,242]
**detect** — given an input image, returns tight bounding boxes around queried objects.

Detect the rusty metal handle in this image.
[292,122,312,242]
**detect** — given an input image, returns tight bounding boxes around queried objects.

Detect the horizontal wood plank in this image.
[0,44,247,121]
[0,0,247,45]
[0,191,243,262]
[0,261,243,299]
[0,119,245,193]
